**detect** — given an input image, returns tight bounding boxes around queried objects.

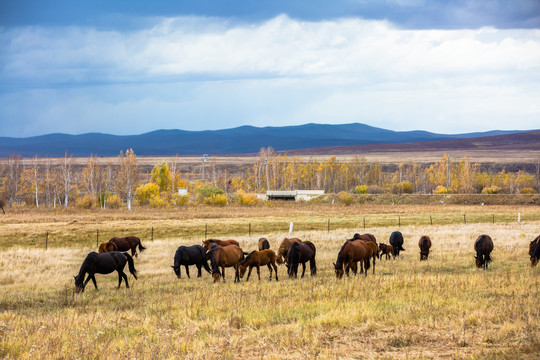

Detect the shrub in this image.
[76,194,95,209]
[149,195,165,208]
[481,186,501,194]
[338,191,354,206]
[368,185,385,194]
[236,190,259,206]
[106,194,122,209]
[433,185,448,194]
[354,185,369,194]
[197,185,225,203]
[519,187,536,194]
[172,194,190,206]
[203,194,228,206]
[136,183,160,205]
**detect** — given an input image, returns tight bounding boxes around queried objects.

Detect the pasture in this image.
[0,208,539,359]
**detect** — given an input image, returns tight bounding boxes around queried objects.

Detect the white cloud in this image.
[1,15,539,136]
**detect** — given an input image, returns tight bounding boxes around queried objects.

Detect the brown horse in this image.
[239,249,278,281]
[378,243,394,260]
[354,239,377,274]
[277,238,302,264]
[208,245,244,283]
[352,233,379,258]
[100,236,146,257]
[334,240,369,278]
[258,238,270,251]
[474,234,494,269]
[419,235,432,261]
[202,239,240,252]
[98,242,115,253]
[529,235,540,267]
[287,241,317,278]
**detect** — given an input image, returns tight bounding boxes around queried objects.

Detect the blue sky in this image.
[1,0,539,137]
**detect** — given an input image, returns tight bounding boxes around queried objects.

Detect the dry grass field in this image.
[1,206,539,359]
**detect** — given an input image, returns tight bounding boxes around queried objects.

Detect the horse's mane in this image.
[241,251,256,265]
[288,242,300,263]
[75,252,99,283]
[209,247,219,274]
[335,241,348,268]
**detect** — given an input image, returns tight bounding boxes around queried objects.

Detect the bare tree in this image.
[33,155,40,207]
[61,152,74,207]
[6,154,22,206]
[117,149,139,211]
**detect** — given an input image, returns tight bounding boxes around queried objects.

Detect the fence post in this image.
[398,216,401,227]
[327,219,330,233]
[46,232,48,250]
[205,224,208,239]
[151,227,154,241]
[249,223,251,237]
[289,222,294,234]
[464,214,466,224]
[430,215,433,225]
[363,217,366,229]
[96,229,99,248]
[492,214,495,224]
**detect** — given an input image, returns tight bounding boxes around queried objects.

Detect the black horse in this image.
[74,251,137,293]
[286,241,316,278]
[171,245,211,278]
[389,231,405,256]
[532,240,540,267]
[474,234,494,269]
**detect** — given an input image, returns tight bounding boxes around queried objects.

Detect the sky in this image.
[1,0,540,137]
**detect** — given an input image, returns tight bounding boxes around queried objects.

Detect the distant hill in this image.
[0,123,532,157]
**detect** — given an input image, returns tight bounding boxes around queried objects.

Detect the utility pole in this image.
[202,154,208,184]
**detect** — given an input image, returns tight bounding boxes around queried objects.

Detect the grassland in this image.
[1,205,539,359]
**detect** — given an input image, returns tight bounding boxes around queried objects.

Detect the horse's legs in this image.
[246,266,253,281]
[235,264,240,283]
[196,264,202,277]
[221,266,226,282]
[117,271,123,288]
[271,263,278,281]
[267,264,273,280]
[256,265,261,281]
[122,272,130,288]
[372,256,376,274]
[86,274,98,290]
[185,265,190,279]
[301,263,306,278]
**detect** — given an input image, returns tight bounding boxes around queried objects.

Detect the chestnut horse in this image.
[202,239,240,252]
[74,251,137,293]
[239,249,278,281]
[334,240,369,279]
[529,235,540,267]
[474,234,494,269]
[277,238,302,264]
[286,241,317,278]
[419,236,432,261]
[100,236,146,258]
[352,233,379,259]
[353,239,377,274]
[258,238,270,251]
[389,231,405,257]
[378,243,395,260]
[209,245,244,283]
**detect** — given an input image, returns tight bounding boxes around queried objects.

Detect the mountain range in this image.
[0,123,533,157]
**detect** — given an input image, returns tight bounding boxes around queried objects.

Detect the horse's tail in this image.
[138,238,146,253]
[124,253,138,280]
[310,257,317,276]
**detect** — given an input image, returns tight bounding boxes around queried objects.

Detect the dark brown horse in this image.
[334,240,369,278]
[202,239,240,252]
[74,251,137,293]
[239,249,278,281]
[529,235,540,267]
[354,239,377,274]
[389,231,405,257]
[419,235,432,261]
[209,245,244,283]
[352,233,379,258]
[277,238,302,264]
[474,234,494,269]
[100,236,146,257]
[286,241,316,278]
[378,243,395,260]
[258,238,270,251]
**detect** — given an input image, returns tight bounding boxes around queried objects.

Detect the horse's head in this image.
[171,265,181,278]
[333,262,344,279]
[475,256,484,268]
[238,264,247,278]
[212,271,221,283]
[531,256,539,267]
[73,275,85,293]
[420,252,428,261]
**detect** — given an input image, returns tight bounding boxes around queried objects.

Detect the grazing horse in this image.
[286,241,317,278]
[74,251,137,293]
[353,239,377,274]
[419,236,432,261]
[529,235,540,267]
[352,233,379,258]
[102,236,146,257]
[378,243,395,260]
[474,234,494,269]
[276,238,302,264]
[209,245,244,283]
[171,245,211,279]
[98,242,115,253]
[389,231,405,257]
[334,240,369,279]
[258,238,270,251]
[202,239,240,252]
[239,249,278,281]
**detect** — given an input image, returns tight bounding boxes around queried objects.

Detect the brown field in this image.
[1,203,540,359]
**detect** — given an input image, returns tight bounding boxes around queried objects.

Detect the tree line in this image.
[0,148,538,210]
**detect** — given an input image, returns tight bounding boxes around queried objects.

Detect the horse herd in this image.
[73,232,540,292]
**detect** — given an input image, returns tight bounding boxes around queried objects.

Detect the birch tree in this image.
[61,152,74,207]
[117,149,139,211]
[33,156,40,207]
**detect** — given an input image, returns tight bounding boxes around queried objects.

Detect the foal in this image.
[239,249,278,281]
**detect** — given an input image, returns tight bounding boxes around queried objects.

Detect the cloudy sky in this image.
[1,0,539,137]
